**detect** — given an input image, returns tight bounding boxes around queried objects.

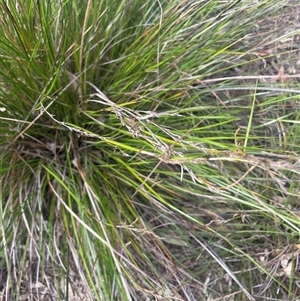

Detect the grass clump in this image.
[0,0,300,300]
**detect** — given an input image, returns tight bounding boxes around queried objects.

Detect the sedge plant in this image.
[0,0,300,300]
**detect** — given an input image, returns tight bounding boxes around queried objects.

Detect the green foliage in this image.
[0,0,300,300]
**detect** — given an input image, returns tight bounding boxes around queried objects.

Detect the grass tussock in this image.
[0,0,300,300]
